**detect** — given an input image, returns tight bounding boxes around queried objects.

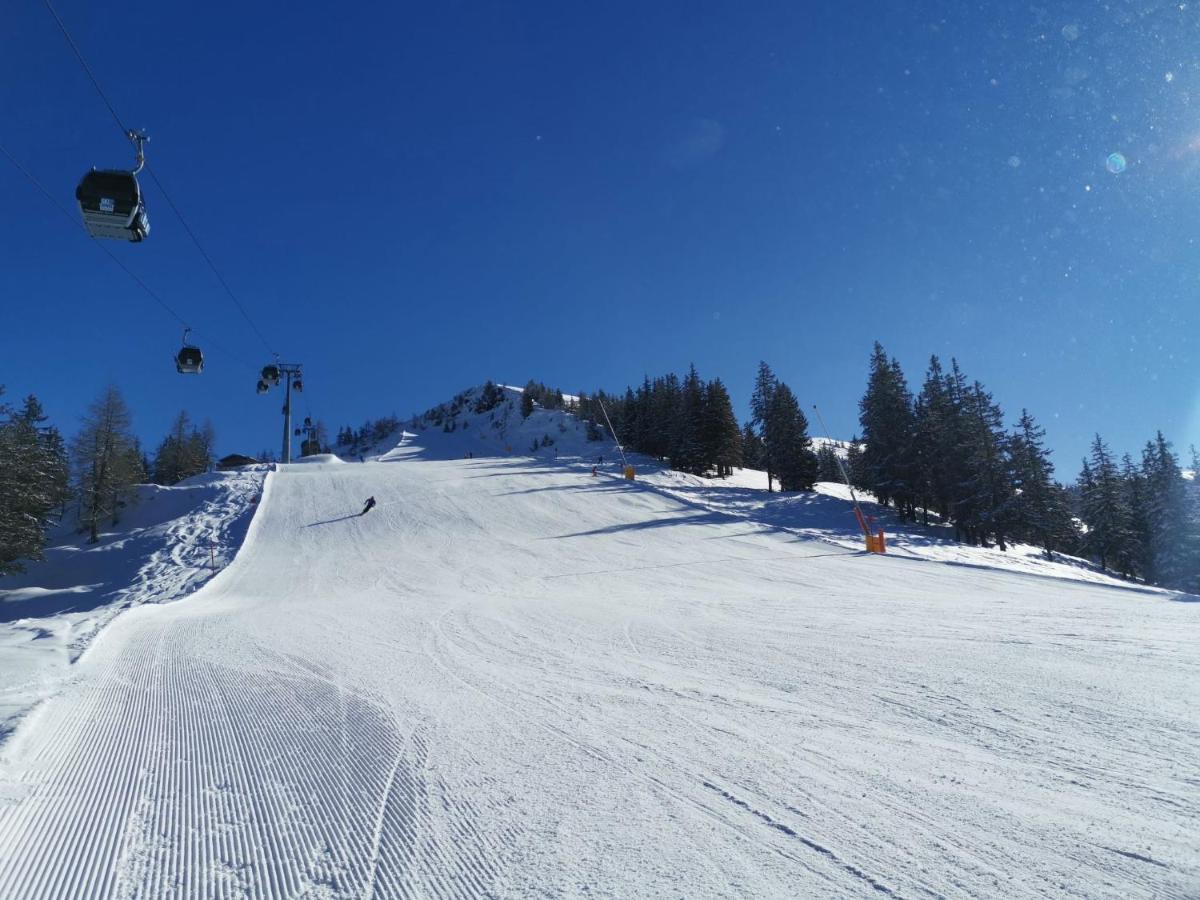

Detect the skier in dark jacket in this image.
[361,496,376,516]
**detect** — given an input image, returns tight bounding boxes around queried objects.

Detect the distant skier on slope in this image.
[361,496,376,516]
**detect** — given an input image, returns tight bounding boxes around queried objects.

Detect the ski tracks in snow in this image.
[0,453,1197,897]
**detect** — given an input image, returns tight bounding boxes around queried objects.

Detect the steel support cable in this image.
[39,0,129,135]
[141,165,278,357]
[40,0,280,360]
[0,140,258,374]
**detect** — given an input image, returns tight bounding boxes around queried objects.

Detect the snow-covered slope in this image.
[371,385,1154,593]
[0,415,1195,898]
[0,468,266,744]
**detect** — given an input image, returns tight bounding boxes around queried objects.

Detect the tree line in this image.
[0,384,220,573]
[562,345,1195,592]
[850,342,1199,592]
[573,362,817,489]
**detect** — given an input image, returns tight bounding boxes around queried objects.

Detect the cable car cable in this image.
[142,165,278,357]
[0,139,259,375]
[39,0,131,136]
[40,0,281,360]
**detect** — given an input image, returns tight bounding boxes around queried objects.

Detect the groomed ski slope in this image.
[0,437,1197,897]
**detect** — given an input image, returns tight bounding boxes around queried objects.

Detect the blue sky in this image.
[2,1,1198,473]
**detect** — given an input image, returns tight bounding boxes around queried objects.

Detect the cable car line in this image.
[40,0,281,360]
[0,139,257,375]
[38,0,325,443]
[141,165,278,357]
[39,0,132,137]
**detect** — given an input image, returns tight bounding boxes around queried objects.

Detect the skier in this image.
[361,496,376,516]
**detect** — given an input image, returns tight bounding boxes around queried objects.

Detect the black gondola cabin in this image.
[176,345,203,374]
[75,169,150,241]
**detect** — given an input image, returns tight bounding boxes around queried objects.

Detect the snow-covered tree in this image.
[0,391,71,574]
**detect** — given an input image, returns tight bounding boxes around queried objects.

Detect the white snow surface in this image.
[0,394,1197,897]
[0,469,266,745]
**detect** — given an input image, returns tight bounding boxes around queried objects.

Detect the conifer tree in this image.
[672,365,707,474]
[741,422,763,471]
[1141,432,1193,589]
[701,379,742,477]
[858,343,914,514]
[71,386,141,543]
[957,382,1012,549]
[765,383,818,491]
[0,391,71,573]
[816,444,842,483]
[152,411,213,485]
[750,362,779,491]
[1008,409,1058,556]
[912,356,956,524]
[520,389,535,419]
[619,387,640,449]
[1079,435,1129,572]
[1118,454,1152,580]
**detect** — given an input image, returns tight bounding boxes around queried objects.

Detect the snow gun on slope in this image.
[597,398,635,481]
[812,404,885,554]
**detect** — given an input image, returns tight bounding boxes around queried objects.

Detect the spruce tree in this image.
[845,437,867,490]
[765,383,818,491]
[702,379,742,477]
[750,362,778,491]
[1008,409,1057,556]
[153,411,212,485]
[1114,454,1149,579]
[912,356,955,524]
[1142,432,1193,589]
[0,392,70,573]
[672,365,707,474]
[1079,435,1129,573]
[957,382,1012,549]
[858,343,914,514]
[741,422,763,471]
[816,444,842,483]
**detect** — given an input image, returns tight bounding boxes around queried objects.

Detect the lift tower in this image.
[256,363,304,463]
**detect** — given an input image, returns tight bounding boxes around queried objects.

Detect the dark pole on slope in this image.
[282,375,293,463]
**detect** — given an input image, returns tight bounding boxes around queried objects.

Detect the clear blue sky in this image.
[3,1,1198,473]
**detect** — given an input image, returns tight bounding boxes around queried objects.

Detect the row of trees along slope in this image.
[576,363,817,490]
[853,342,1200,592]
[0,384,224,573]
